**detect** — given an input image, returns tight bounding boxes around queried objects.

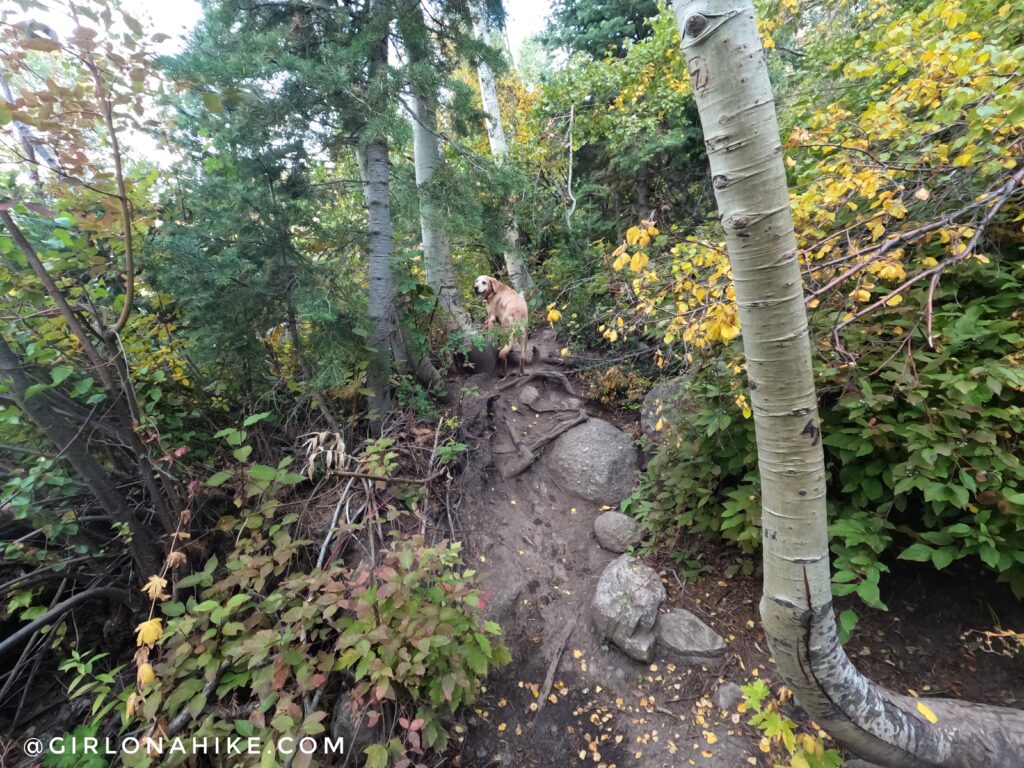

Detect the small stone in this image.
[655,608,727,664]
[621,630,657,662]
[713,682,744,711]
[518,385,540,405]
[594,510,642,553]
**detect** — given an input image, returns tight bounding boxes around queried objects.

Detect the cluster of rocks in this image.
[590,553,726,664]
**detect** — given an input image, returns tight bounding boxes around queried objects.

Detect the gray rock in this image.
[330,692,383,761]
[713,681,744,711]
[655,608,727,664]
[845,761,885,768]
[545,418,638,504]
[518,384,540,405]
[620,630,657,662]
[592,555,666,661]
[594,510,642,553]
[640,376,690,439]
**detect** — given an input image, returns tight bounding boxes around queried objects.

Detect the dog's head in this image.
[474,275,495,297]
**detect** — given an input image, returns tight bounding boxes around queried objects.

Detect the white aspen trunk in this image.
[473,3,533,296]
[673,2,1024,766]
[412,94,474,333]
[412,94,494,374]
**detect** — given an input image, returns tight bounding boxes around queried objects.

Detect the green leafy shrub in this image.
[636,263,1024,626]
[121,424,508,768]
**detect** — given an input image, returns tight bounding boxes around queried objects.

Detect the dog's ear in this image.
[488,277,497,292]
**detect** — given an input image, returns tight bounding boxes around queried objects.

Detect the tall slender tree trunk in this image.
[674,2,1024,766]
[402,1,493,374]
[358,140,397,427]
[0,334,160,577]
[359,0,398,427]
[473,4,533,296]
[411,94,469,330]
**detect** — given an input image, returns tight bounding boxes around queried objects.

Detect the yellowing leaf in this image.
[135,618,163,647]
[141,575,169,602]
[916,700,938,724]
[626,226,641,245]
[137,662,155,687]
[166,551,187,569]
[630,250,649,272]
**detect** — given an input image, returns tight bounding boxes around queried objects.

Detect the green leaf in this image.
[931,547,956,570]
[233,446,253,461]
[243,412,272,426]
[161,601,186,617]
[898,543,934,562]
[51,366,74,386]
[856,579,881,607]
[248,464,276,482]
[979,544,1000,570]
[206,471,233,487]
[364,744,389,768]
[838,609,858,642]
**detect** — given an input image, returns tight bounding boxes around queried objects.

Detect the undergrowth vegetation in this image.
[1,0,1022,763]
[540,0,1024,635]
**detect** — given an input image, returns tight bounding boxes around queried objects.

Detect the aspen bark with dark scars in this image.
[674,1,1024,765]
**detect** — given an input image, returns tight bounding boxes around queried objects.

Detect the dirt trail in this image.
[453,330,762,768]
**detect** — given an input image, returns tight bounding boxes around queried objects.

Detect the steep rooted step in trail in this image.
[454,330,762,768]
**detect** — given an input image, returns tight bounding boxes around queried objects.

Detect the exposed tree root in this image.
[500,409,587,479]
[496,369,580,398]
[532,615,578,727]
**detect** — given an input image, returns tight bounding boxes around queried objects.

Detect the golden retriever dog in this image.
[474,275,528,375]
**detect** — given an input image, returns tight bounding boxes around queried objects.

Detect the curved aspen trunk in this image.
[673,2,1024,766]
[473,4,533,297]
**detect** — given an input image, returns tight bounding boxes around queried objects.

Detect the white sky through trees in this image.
[129,0,551,61]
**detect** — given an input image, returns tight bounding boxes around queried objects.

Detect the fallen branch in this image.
[532,615,577,727]
[0,587,130,660]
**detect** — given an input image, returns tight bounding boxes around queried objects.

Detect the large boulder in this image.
[655,608,727,664]
[640,376,690,440]
[594,510,642,553]
[545,418,638,504]
[592,555,666,662]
